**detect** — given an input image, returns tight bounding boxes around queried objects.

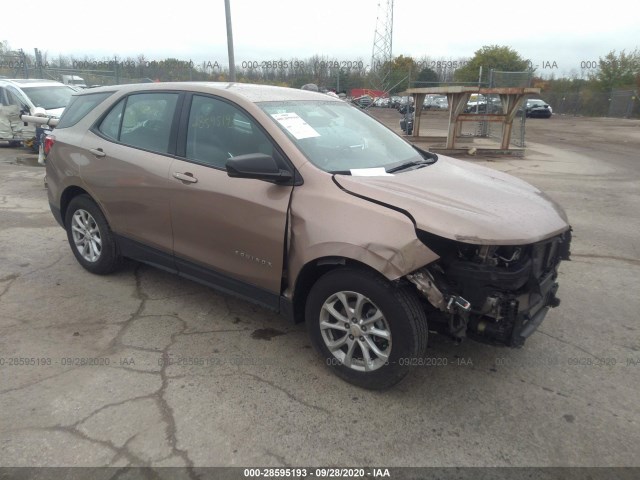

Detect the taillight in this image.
[44,135,56,155]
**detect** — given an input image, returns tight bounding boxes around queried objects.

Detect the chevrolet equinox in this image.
[45,82,572,389]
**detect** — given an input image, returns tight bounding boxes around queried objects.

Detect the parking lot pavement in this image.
[0,115,639,468]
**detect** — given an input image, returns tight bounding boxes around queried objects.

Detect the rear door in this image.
[85,91,182,255]
[169,93,293,303]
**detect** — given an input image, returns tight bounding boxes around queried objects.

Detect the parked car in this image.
[0,79,76,119]
[524,99,552,118]
[373,97,390,107]
[389,96,402,109]
[0,79,76,147]
[352,95,373,108]
[45,82,572,389]
[423,95,448,110]
[464,96,502,114]
[61,75,87,89]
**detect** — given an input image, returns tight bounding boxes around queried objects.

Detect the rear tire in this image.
[65,195,121,275]
[305,267,428,389]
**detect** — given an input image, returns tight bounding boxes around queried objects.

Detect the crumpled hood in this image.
[334,155,570,245]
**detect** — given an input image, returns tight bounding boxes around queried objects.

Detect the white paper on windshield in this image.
[271,112,320,139]
[350,168,393,177]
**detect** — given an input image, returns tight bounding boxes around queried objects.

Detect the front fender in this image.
[286,176,439,289]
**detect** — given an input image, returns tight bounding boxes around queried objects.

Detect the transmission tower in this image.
[370,0,394,92]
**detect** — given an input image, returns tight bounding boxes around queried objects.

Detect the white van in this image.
[61,75,87,89]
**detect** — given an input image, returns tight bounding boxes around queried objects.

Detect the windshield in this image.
[21,86,75,110]
[259,100,424,173]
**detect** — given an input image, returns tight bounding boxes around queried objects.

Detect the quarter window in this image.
[57,92,114,129]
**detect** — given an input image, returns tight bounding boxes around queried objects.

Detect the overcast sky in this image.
[2,0,638,77]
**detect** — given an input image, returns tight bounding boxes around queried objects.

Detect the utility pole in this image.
[224,0,236,82]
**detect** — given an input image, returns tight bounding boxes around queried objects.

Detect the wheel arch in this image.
[291,256,396,324]
[60,185,91,224]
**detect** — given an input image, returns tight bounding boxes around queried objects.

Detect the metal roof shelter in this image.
[406,86,541,151]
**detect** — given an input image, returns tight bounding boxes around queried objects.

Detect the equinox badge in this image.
[234,250,272,268]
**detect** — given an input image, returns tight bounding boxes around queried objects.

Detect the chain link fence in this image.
[3,49,638,125]
[482,70,532,147]
[544,88,639,118]
[1,49,376,94]
[0,54,192,86]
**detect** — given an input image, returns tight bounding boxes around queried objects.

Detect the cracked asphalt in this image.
[0,113,639,469]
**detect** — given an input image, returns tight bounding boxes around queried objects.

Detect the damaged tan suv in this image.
[46,82,571,389]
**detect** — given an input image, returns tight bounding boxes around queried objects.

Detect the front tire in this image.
[65,195,121,275]
[306,268,428,389]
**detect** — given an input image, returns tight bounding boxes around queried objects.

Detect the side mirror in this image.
[226,153,293,184]
[32,107,47,117]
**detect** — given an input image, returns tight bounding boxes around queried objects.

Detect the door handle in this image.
[89,148,106,157]
[173,172,198,183]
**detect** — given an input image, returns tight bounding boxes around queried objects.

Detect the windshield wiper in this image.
[331,159,430,175]
[386,159,432,173]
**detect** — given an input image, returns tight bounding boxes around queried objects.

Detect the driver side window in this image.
[185,95,273,169]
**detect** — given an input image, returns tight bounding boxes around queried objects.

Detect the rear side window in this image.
[57,92,114,128]
[97,92,179,154]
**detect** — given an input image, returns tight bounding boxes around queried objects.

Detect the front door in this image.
[169,94,293,301]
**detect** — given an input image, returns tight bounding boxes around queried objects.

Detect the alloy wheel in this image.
[71,209,102,262]
[320,291,392,372]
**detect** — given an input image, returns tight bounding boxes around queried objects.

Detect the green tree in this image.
[416,66,438,86]
[594,49,639,90]
[379,55,418,93]
[454,45,531,83]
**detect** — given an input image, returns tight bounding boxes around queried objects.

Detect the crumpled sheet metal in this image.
[287,196,439,286]
[0,105,35,140]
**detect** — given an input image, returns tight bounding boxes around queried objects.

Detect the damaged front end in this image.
[407,229,572,347]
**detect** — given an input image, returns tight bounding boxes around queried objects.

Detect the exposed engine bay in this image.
[408,230,572,347]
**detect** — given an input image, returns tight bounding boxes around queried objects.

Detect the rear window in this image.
[57,92,115,128]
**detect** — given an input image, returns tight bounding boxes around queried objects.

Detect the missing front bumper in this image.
[408,239,565,348]
[467,277,560,347]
